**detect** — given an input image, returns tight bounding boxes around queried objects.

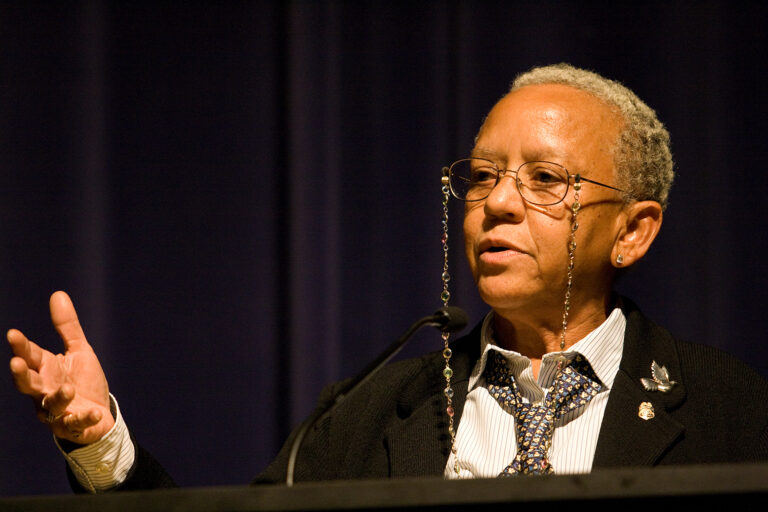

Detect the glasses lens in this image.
[449,158,498,201]
[517,162,569,205]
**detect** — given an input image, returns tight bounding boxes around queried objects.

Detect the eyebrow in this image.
[470,146,502,160]
[470,146,570,166]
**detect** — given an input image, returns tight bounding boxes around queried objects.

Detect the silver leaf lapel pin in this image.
[640,361,677,393]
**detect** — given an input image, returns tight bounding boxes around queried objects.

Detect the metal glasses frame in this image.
[443,157,628,206]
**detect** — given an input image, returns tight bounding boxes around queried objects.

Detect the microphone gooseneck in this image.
[285,306,468,486]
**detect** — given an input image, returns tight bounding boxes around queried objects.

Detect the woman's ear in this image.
[611,201,663,268]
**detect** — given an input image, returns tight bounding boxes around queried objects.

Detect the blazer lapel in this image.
[384,378,469,477]
[383,323,481,477]
[593,300,687,467]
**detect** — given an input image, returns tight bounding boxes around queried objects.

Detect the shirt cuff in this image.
[54,394,136,493]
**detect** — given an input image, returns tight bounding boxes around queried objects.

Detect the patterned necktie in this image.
[485,350,603,476]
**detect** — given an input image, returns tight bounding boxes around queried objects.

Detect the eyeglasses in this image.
[443,157,627,206]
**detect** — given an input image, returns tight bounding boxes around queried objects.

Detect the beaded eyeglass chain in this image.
[438,172,582,475]
[439,175,459,473]
[560,176,581,351]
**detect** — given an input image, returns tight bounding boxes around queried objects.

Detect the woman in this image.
[8,64,768,489]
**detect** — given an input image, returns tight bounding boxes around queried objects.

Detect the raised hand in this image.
[8,291,114,444]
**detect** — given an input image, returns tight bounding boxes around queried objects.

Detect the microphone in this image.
[285,306,468,485]
[430,306,469,333]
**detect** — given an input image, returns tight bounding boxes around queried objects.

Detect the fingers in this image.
[43,383,75,415]
[62,408,102,431]
[49,291,88,351]
[36,407,64,424]
[7,329,68,398]
[33,383,75,424]
[9,356,43,395]
[56,408,107,443]
[41,405,105,442]
[7,328,44,370]
[8,329,47,396]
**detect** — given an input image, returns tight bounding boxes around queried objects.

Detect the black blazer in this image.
[257,298,768,482]
[89,299,768,490]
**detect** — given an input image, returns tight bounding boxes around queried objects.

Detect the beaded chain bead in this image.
[439,174,459,473]
[559,177,581,351]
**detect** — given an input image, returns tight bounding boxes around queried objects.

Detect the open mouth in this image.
[478,238,526,258]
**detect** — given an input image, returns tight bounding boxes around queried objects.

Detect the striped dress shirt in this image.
[445,307,626,478]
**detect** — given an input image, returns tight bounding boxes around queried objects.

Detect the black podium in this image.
[3,463,767,511]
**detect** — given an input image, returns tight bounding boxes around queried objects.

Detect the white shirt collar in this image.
[468,306,626,394]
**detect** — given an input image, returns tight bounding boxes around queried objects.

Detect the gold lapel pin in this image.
[638,401,655,420]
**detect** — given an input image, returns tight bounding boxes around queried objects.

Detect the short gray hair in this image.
[511,63,674,210]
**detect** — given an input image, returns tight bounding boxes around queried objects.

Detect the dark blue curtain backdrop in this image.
[2,0,767,496]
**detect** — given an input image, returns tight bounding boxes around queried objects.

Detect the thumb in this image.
[49,291,89,351]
